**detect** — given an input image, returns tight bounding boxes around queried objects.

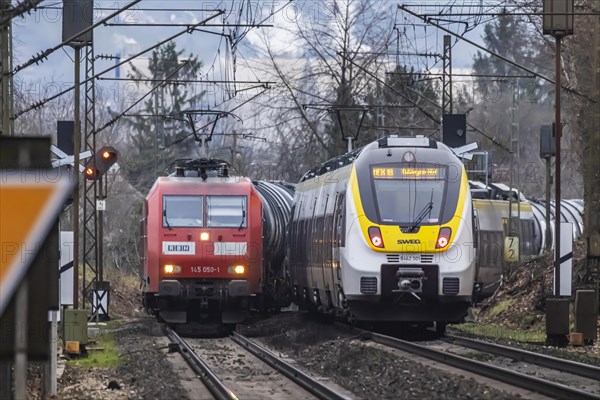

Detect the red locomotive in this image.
[141,159,293,326]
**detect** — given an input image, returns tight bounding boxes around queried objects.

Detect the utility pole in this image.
[588,5,600,249]
[442,35,453,116]
[0,0,12,137]
[232,129,238,171]
[73,45,81,309]
[508,80,522,271]
[1,3,13,397]
[543,0,574,346]
[581,0,600,294]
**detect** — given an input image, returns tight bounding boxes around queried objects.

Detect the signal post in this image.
[543,0,574,346]
[84,146,118,320]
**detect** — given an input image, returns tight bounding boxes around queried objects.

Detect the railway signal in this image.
[84,146,118,180]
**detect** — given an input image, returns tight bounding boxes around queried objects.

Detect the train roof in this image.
[469,181,527,202]
[300,136,445,182]
[146,175,254,200]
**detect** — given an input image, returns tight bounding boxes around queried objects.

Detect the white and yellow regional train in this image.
[288,136,476,332]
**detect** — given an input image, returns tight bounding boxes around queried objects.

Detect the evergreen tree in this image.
[122,42,204,192]
[469,12,554,195]
[473,11,550,103]
[363,64,439,142]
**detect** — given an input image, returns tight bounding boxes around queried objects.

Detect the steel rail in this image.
[445,334,600,381]
[230,332,352,400]
[369,331,600,400]
[163,325,237,400]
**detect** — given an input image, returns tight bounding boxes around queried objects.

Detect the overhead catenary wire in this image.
[340,52,511,153]
[8,0,142,77]
[166,85,270,148]
[0,0,46,26]
[12,9,226,120]
[93,60,192,135]
[398,4,593,102]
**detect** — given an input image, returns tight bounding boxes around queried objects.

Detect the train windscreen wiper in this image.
[163,209,173,231]
[407,190,434,232]
[239,199,246,231]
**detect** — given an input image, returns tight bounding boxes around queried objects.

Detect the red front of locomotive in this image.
[142,176,263,325]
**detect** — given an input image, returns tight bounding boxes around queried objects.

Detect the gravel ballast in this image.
[241,312,520,400]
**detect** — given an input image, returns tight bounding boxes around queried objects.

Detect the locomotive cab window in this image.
[207,196,247,228]
[162,195,204,227]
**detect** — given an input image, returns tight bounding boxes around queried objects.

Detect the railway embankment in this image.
[454,240,600,363]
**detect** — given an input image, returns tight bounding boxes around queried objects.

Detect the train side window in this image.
[334,193,346,247]
[480,231,501,268]
[521,219,535,255]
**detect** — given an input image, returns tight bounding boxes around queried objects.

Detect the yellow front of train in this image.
[341,136,476,325]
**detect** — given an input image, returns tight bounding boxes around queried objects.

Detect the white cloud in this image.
[246,10,302,57]
[112,32,138,47]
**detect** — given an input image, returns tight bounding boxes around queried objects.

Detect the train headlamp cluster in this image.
[228,265,245,274]
[436,227,452,249]
[164,264,181,274]
[368,226,384,248]
[200,232,210,241]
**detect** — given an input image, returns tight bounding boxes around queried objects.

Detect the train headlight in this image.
[164,264,181,273]
[368,226,384,248]
[436,227,452,249]
[228,265,245,274]
[200,232,210,241]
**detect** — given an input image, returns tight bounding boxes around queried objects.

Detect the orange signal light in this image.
[102,151,111,159]
[85,168,94,176]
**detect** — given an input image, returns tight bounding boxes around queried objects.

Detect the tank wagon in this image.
[141,159,293,326]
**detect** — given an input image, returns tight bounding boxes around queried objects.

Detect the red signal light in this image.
[436,227,452,249]
[368,226,384,248]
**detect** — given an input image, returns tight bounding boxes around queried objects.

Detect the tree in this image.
[468,12,557,196]
[364,65,440,141]
[250,0,396,164]
[121,42,204,192]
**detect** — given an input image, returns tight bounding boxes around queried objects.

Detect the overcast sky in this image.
[11,0,502,121]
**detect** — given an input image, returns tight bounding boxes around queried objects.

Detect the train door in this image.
[288,203,298,285]
[308,195,319,292]
[294,200,308,288]
[319,194,331,306]
[472,207,481,298]
[331,192,345,305]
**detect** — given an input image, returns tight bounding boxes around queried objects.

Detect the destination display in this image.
[371,166,445,179]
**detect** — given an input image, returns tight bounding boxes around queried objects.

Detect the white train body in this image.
[288,136,476,323]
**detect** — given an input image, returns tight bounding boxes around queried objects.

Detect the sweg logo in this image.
[168,244,190,252]
[397,239,421,245]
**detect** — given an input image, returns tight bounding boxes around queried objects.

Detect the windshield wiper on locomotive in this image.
[407,190,434,232]
[163,209,173,231]
[239,199,246,231]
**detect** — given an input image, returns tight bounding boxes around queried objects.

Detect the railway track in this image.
[163,325,352,400]
[365,330,600,400]
[444,334,600,381]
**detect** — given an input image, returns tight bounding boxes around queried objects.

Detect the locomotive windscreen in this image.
[370,164,448,226]
[162,195,204,227]
[206,195,247,228]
